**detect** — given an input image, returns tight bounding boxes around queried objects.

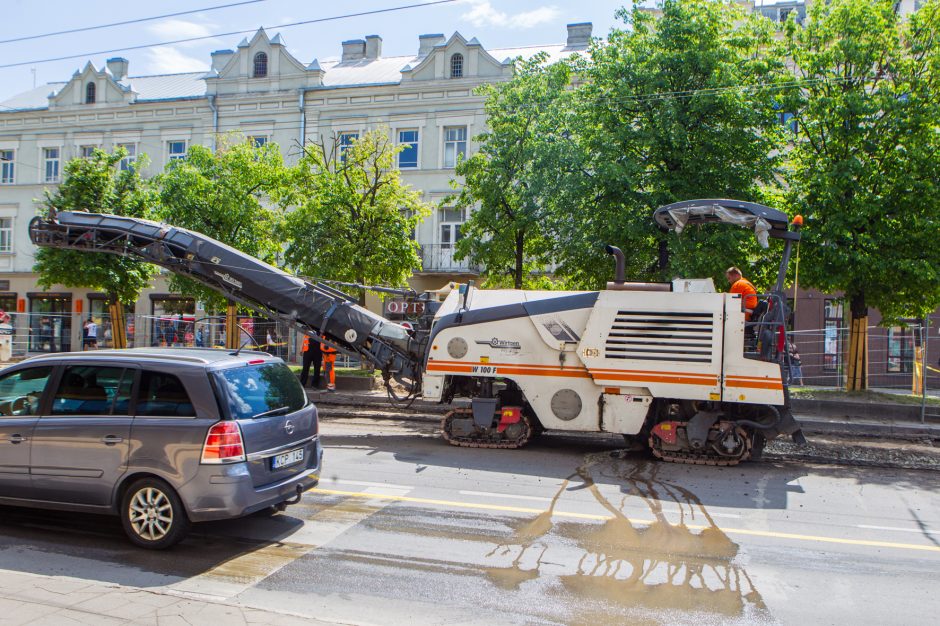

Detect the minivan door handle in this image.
[8,434,26,444]
[101,435,124,445]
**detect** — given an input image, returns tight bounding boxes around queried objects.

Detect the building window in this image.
[0,218,12,253]
[887,326,914,373]
[823,299,843,373]
[450,53,463,78]
[253,52,268,78]
[443,126,467,168]
[118,143,137,171]
[167,140,187,162]
[43,147,60,183]
[778,111,798,133]
[0,150,13,184]
[439,208,465,248]
[86,82,96,104]
[401,208,417,241]
[398,129,419,168]
[80,145,96,159]
[338,132,358,163]
[247,135,267,148]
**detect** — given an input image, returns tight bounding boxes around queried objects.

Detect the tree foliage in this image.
[781,0,940,322]
[281,128,429,304]
[154,136,289,310]
[559,0,791,290]
[34,148,158,303]
[450,54,577,289]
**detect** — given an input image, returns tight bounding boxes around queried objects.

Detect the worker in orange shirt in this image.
[726,266,759,320]
[321,334,337,392]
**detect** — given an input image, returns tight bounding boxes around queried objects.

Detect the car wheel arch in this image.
[113,470,189,516]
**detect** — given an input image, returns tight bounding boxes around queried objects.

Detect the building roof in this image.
[0,40,583,111]
[0,72,207,111]
[128,72,208,102]
[0,82,67,111]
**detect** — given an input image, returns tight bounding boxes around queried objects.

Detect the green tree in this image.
[34,147,158,306]
[781,0,940,389]
[281,128,429,305]
[450,54,577,289]
[558,0,790,290]
[154,136,289,311]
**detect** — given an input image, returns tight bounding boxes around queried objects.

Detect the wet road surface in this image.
[1,418,938,625]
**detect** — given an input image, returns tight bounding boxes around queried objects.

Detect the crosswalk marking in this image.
[167,487,412,600]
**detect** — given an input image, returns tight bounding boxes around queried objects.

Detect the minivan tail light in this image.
[201,421,246,464]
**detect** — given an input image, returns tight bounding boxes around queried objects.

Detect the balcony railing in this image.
[419,244,480,274]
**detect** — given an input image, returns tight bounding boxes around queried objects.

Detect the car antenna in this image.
[230,324,251,357]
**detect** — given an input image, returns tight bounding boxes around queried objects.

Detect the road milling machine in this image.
[30,199,804,466]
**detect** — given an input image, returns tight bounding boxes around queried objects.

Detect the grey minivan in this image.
[0,348,322,549]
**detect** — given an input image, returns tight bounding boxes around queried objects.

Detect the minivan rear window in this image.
[137,371,196,417]
[214,362,306,420]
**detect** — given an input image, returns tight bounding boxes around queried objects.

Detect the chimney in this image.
[211,49,234,72]
[365,35,382,60]
[106,57,129,80]
[565,22,592,48]
[341,39,366,62]
[418,33,445,57]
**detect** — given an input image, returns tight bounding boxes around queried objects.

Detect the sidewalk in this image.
[0,569,331,626]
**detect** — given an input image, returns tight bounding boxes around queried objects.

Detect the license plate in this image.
[271,448,304,469]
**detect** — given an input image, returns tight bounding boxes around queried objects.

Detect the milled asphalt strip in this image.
[312,487,940,554]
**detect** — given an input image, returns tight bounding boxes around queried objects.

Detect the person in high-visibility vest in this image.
[321,334,337,392]
[299,334,321,388]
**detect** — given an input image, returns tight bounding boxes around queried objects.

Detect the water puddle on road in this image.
[484,453,770,624]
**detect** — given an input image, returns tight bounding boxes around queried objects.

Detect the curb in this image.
[791,398,940,424]
[798,418,939,439]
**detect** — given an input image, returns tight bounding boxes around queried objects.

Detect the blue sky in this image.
[1,0,633,99]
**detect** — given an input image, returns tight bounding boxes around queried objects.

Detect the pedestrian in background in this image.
[299,334,321,389]
[787,338,803,386]
[83,316,98,350]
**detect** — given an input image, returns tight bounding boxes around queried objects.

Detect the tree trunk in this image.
[107,294,127,349]
[845,293,868,391]
[514,230,524,290]
[658,239,670,276]
[358,276,367,307]
[225,301,239,350]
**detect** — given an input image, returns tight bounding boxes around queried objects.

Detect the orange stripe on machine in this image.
[426,360,718,386]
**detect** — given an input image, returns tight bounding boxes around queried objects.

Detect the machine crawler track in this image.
[648,423,753,467]
[441,408,534,449]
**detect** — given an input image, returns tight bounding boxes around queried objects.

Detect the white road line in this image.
[857,524,940,535]
[458,490,554,502]
[323,478,414,490]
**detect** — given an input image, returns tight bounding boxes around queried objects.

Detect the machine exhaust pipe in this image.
[605,245,625,285]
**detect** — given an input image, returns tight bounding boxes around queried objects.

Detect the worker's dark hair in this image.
[726,266,742,277]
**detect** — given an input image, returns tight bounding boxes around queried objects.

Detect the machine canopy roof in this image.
[653,199,791,248]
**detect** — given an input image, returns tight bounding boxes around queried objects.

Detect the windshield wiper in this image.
[252,406,291,419]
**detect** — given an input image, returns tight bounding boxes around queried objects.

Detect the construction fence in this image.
[0,311,367,369]
[786,323,939,393]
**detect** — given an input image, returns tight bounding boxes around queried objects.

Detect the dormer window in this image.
[450,53,463,79]
[85,82,96,104]
[253,52,268,78]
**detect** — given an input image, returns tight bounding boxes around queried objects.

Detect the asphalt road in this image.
[1,417,938,625]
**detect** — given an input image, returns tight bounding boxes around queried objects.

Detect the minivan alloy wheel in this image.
[128,487,173,540]
[120,477,190,549]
